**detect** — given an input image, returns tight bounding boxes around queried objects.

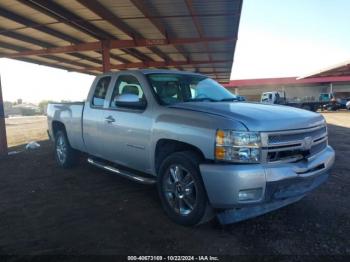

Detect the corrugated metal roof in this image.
[300,60,350,79]
[0,0,242,82]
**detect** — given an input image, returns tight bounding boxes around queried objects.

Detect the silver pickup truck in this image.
[47,69,335,226]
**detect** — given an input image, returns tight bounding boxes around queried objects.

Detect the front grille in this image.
[268,126,327,145]
[267,149,305,162]
[265,125,327,163]
[310,140,327,155]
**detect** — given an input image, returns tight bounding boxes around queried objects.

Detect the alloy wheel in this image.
[163,164,198,216]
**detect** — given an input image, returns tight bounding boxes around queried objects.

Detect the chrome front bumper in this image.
[200,145,335,223]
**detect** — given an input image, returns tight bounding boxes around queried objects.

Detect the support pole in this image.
[102,41,111,73]
[0,75,8,156]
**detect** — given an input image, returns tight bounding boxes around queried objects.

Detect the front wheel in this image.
[157,151,212,226]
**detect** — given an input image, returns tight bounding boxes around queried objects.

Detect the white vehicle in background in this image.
[261,91,336,112]
[346,100,350,110]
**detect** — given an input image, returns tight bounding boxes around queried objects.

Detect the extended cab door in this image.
[95,74,153,173]
[83,74,115,158]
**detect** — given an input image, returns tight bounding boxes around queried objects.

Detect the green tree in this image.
[38,100,54,115]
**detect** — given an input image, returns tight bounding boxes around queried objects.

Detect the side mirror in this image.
[114,94,146,110]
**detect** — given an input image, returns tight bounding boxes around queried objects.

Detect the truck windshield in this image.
[147,73,237,105]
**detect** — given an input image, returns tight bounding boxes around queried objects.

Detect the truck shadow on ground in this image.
[0,123,348,255]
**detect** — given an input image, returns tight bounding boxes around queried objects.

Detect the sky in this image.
[231,0,350,79]
[0,59,94,104]
[1,0,350,103]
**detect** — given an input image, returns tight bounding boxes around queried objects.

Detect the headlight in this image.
[215,130,261,163]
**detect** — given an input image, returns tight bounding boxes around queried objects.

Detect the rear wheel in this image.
[157,151,212,226]
[55,130,78,168]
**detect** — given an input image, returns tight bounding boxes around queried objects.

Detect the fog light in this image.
[238,188,263,201]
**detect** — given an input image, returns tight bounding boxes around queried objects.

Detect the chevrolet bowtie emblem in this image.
[303,136,313,150]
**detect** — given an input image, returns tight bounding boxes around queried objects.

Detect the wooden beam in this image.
[0,75,8,156]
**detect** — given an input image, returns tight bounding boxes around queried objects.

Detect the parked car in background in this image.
[338,97,350,110]
[321,96,350,111]
[47,70,335,226]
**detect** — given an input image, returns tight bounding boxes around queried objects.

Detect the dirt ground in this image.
[322,111,350,128]
[5,116,48,147]
[0,113,349,256]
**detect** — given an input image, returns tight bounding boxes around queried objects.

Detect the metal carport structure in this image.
[300,60,350,78]
[0,0,243,155]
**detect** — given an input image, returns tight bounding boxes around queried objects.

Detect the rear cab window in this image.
[92,76,111,107]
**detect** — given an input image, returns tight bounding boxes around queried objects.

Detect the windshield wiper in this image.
[184,97,238,103]
[185,98,217,102]
[217,98,239,102]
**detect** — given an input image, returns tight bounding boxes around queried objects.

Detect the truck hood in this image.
[169,102,325,131]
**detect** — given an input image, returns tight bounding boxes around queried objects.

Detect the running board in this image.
[87,158,157,185]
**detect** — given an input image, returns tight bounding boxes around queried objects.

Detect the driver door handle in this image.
[105,115,116,124]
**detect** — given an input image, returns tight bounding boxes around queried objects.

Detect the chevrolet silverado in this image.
[47,70,335,225]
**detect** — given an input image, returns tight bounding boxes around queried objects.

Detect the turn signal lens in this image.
[216,130,225,145]
[215,146,226,160]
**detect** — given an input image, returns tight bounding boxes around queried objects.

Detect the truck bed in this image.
[47,102,86,152]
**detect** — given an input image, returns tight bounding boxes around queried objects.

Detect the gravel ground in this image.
[0,113,349,256]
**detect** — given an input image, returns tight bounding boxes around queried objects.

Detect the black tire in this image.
[54,130,78,168]
[157,151,212,226]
